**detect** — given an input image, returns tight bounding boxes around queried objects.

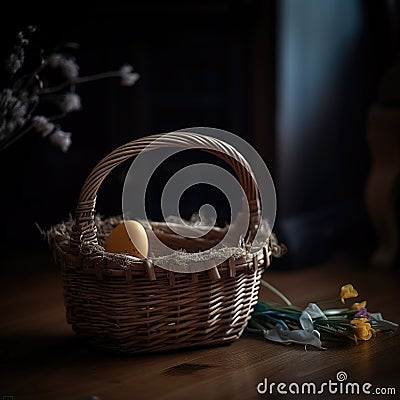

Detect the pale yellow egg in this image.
[105,220,149,258]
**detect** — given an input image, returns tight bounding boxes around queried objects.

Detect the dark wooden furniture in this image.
[366,64,400,268]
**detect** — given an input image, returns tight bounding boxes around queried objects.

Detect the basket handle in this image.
[70,131,261,251]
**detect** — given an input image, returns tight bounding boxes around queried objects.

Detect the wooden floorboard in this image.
[0,250,399,399]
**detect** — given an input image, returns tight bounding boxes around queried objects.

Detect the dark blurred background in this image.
[0,0,399,269]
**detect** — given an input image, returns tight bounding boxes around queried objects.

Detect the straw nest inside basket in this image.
[47,213,283,272]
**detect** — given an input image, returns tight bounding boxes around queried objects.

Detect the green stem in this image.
[260,279,292,306]
[316,298,341,305]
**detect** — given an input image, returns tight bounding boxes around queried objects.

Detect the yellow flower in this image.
[351,318,369,325]
[351,301,367,310]
[351,319,375,343]
[340,284,358,304]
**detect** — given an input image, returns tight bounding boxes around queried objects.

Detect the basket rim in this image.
[48,214,281,282]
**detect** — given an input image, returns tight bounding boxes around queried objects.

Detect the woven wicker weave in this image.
[48,132,285,354]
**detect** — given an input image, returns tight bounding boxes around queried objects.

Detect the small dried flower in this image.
[351,318,374,342]
[351,301,367,311]
[120,64,140,86]
[4,26,34,75]
[6,52,24,75]
[49,130,72,152]
[31,116,55,137]
[48,54,79,79]
[0,89,13,108]
[340,284,358,304]
[354,307,371,319]
[60,93,82,113]
[60,58,80,80]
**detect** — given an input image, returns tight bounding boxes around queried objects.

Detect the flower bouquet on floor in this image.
[247,282,398,350]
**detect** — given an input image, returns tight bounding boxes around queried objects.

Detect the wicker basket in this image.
[48,131,285,354]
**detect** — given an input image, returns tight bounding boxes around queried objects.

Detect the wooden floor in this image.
[1,250,399,400]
